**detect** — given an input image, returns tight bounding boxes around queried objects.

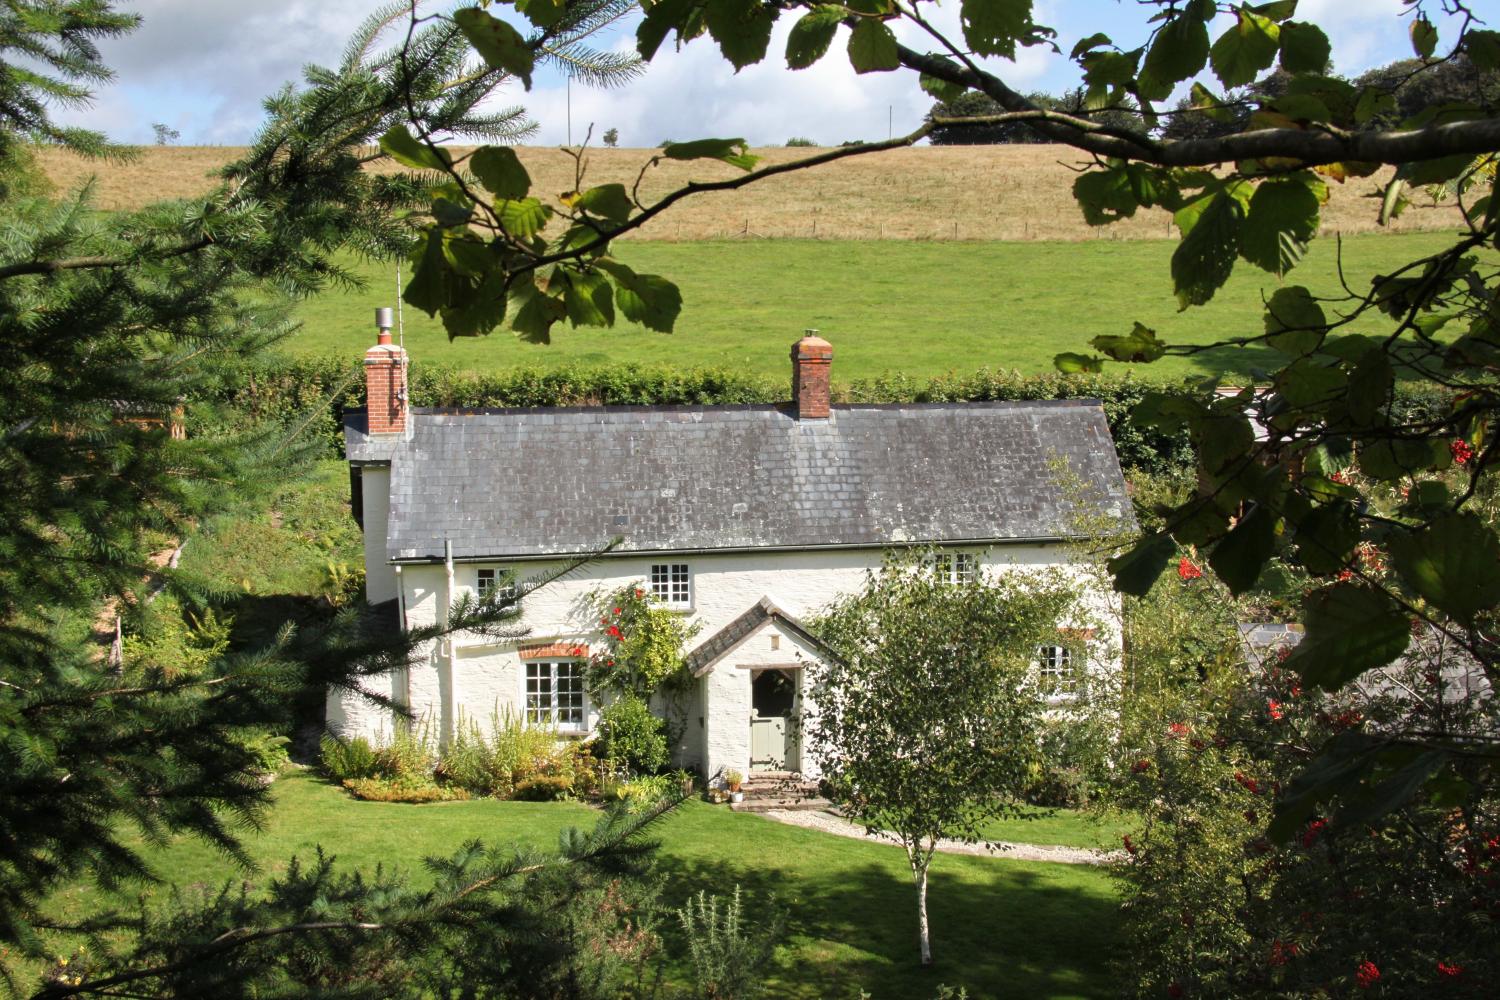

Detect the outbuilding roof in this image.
[346,399,1130,563]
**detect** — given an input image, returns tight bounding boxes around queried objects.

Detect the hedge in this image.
[198,353,1452,479]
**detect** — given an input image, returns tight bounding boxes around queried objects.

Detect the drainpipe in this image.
[394,565,410,707]
[443,539,457,746]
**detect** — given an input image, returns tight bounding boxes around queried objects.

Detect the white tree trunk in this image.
[910,842,933,966]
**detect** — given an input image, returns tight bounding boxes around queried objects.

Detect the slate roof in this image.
[345,400,1131,563]
[684,597,832,676]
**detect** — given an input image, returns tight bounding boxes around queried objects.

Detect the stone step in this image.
[730,796,832,813]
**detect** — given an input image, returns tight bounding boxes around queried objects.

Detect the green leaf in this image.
[1354,86,1398,125]
[636,0,698,61]
[403,229,449,316]
[847,17,899,73]
[1268,730,1380,842]
[1275,357,1346,410]
[1140,10,1210,100]
[1335,750,1446,833]
[557,267,616,328]
[1107,532,1176,596]
[441,235,491,277]
[515,0,566,30]
[1172,190,1246,309]
[595,258,683,333]
[1466,29,1500,71]
[786,5,843,69]
[509,279,567,344]
[1396,153,1478,187]
[1264,285,1326,355]
[705,0,776,70]
[469,146,531,200]
[440,270,508,339]
[1073,165,1139,226]
[1283,584,1410,691]
[575,183,633,226]
[960,0,1038,58]
[453,7,534,88]
[1092,322,1166,363]
[1346,348,1393,425]
[661,137,759,171]
[1053,352,1104,374]
[380,125,451,172]
[1278,20,1330,72]
[1388,513,1500,623]
[1249,0,1297,20]
[1208,505,1276,594]
[1360,437,1447,481]
[1295,501,1359,576]
[920,66,968,103]
[497,198,551,240]
[1410,17,1437,60]
[1189,82,1234,122]
[1070,32,1111,60]
[1239,176,1320,275]
[1210,8,1281,89]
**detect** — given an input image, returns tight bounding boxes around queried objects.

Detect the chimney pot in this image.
[791,333,833,420]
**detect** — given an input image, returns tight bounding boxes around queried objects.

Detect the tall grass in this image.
[440,708,562,797]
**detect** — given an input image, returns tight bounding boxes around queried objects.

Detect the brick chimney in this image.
[791,331,833,420]
[365,308,408,435]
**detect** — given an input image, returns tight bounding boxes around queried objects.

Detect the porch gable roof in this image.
[685,596,834,677]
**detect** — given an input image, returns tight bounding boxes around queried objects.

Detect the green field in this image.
[291,232,1462,381]
[47,773,1123,999]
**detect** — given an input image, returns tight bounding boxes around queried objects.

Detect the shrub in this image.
[677,886,785,1000]
[440,708,567,796]
[785,136,816,146]
[513,774,574,801]
[238,731,291,777]
[319,734,380,782]
[342,777,470,803]
[595,696,669,776]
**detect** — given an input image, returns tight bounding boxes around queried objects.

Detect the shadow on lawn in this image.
[653,847,1120,999]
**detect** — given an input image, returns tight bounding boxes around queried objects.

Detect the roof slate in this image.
[347,400,1130,563]
[684,596,831,676]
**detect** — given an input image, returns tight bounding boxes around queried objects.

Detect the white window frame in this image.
[475,567,516,602]
[1036,643,1082,698]
[935,552,976,584]
[524,659,587,732]
[650,562,692,608]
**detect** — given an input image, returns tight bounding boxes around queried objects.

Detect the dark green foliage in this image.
[676,887,785,1000]
[319,735,381,782]
[596,695,670,777]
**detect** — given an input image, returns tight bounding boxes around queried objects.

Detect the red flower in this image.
[1177,557,1203,581]
[1301,818,1328,848]
[1122,834,1136,855]
[606,658,615,667]
[1330,469,1353,485]
[1451,439,1474,465]
[1355,961,1380,989]
[1131,759,1151,774]
[1235,772,1263,795]
[1337,568,1355,582]
[1168,722,1191,739]
[1437,961,1463,979]
[634,588,644,598]
[1269,940,1297,967]
[612,606,621,615]
[606,625,622,638]
[1268,699,1284,721]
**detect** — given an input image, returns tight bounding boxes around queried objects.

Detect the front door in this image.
[750,669,796,771]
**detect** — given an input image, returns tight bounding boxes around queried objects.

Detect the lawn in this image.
[47,772,1123,999]
[290,231,1463,381]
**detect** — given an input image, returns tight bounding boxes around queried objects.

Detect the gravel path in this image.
[759,808,1119,865]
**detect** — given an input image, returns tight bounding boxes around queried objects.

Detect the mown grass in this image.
[47,772,1122,999]
[978,807,1134,851]
[290,231,1463,381]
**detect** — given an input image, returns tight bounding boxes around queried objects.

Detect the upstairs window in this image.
[525,660,586,731]
[650,563,691,607]
[1037,644,1081,697]
[935,552,976,584]
[476,568,516,602]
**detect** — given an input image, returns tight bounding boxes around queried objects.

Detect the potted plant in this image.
[724,769,744,803]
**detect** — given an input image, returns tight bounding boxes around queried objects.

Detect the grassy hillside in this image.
[295,231,1462,381]
[37,144,1462,241]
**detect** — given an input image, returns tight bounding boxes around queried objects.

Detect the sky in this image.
[59,0,1474,149]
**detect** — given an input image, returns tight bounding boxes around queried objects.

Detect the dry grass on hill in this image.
[36,143,1464,241]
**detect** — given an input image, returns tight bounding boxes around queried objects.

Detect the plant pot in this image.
[729,791,744,803]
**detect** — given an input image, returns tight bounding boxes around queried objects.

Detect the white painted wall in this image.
[326,537,1122,780]
[360,467,396,605]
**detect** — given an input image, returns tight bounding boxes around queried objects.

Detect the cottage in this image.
[330,321,1132,781]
